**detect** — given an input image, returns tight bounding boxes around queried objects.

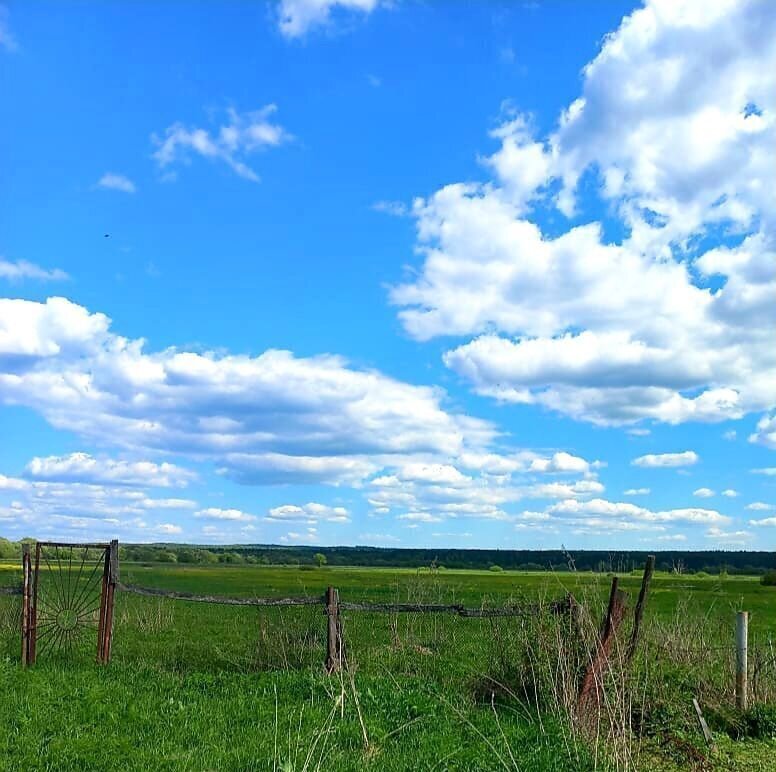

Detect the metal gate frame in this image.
[21,539,119,666]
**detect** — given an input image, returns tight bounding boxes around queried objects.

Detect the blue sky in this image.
[1,0,775,550]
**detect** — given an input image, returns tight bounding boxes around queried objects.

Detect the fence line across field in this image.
[116,581,574,617]
[2,542,763,721]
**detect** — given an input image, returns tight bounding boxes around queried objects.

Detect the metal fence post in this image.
[21,543,31,666]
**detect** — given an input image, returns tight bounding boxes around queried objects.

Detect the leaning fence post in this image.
[325,586,342,673]
[21,543,31,667]
[578,576,628,721]
[626,554,655,664]
[736,611,748,711]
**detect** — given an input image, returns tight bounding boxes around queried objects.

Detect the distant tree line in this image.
[2,537,775,574]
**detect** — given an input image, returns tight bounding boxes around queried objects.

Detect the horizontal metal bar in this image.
[36,542,110,549]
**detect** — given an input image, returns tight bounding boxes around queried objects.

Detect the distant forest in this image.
[3,537,773,574]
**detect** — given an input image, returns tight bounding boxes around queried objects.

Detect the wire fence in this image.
[4,552,776,722]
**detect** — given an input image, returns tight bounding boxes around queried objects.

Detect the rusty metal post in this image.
[29,541,41,665]
[101,540,119,664]
[325,586,341,673]
[96,545,110,664]
[21,543,31,666]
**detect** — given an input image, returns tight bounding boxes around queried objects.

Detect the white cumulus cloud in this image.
[25,452,195,488]
[632,451,698,468]
[390,0,776,429]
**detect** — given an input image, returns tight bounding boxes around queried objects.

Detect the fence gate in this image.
[22,540,119,666]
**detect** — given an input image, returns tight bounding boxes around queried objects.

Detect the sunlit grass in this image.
[2,562,776,770]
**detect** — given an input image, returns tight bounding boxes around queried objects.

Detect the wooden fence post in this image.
[325,586,342,673]
[736,611,748,712]
[626,554,655,663]
[578,577,628,720]
[693,698,715,749]
[21,543,31,667]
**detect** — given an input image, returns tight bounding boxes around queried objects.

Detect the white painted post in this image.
[736,611,748,711]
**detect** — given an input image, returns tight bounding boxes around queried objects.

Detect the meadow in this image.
[2,561,776,770]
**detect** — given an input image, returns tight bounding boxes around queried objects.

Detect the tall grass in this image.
[3,564,776,769]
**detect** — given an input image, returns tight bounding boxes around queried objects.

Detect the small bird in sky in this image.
[104,233,110,238]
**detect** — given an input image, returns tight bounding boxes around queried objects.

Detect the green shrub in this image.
[489,564,503,572]
[744,705,776,738]
[760,571,776,586]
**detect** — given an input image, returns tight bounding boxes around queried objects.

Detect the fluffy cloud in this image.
[277,0,381,38]
[195,507,256,522]
[512,495,730,540]
[693,488,715,498]
[391,0,776,428]
[152,106,290,182]
[632,451,698,468]
[397,512,443,523]
[0,472,197,540]
[0,297,501,488]
[746,502,774,511]
[366,452,604,524]
[548,497,729,524]
[0,258,68,282]
[97,173,136,193]
[279,527,319,544]
[624,488,650,496]
[267,502,350,523]
[25,452,195,488]
[155,523,183,535]
[722,489,738,497]
[750,414,776,449]
[706,526,750,545]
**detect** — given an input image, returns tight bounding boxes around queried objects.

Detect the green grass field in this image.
[2,562,776,770]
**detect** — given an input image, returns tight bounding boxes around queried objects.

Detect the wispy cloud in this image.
[373,200,409,217]
[0,258,68,282]
[277,0,382,39]
[0,6,17,52]
[152,106,291,182]
[97,173,136,193]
